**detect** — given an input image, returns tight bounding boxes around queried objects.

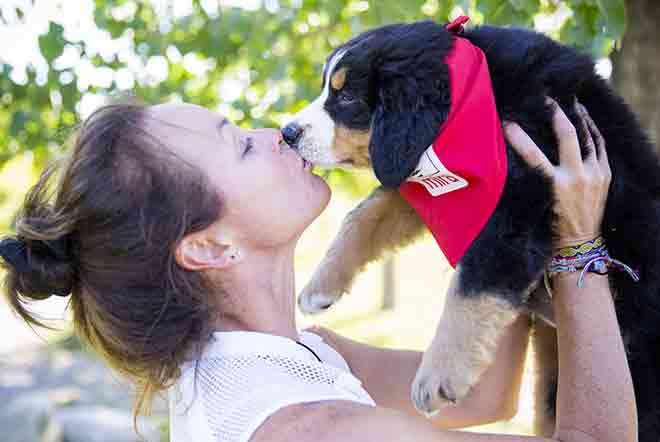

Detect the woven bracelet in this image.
[543,236,640,297]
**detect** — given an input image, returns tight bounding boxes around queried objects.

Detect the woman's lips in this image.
[281,141,312,171]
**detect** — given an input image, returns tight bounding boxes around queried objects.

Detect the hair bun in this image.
[0,236,74,299]
[0,238,29,272]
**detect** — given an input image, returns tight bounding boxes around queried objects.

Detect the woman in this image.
[0,100,635,442]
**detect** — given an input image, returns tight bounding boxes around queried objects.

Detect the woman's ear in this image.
[367,21,453,188]
[175,231,242,271]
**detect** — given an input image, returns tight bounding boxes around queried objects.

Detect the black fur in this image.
[333,21,660,440]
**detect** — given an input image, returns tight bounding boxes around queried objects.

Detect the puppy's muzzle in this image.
[281,122,304,148]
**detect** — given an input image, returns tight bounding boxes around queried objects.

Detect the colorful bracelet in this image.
[543,236,640,297]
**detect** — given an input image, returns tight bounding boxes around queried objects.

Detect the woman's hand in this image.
[303,325,350,355]
[504,98,612,246]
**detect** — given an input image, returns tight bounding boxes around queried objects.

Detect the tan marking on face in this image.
[330,67,347,91]
[331,126,372,167]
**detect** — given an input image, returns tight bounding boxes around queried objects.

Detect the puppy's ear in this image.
[370,92,450,187]
[368,21,453,188]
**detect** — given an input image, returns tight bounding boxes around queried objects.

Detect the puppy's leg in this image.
[299,186,425,314]
[531,319,558,437]
[412,269,521,415]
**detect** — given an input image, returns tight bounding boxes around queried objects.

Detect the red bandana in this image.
[399,16,507,268]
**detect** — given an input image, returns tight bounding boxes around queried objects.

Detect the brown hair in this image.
[1,103,221,422]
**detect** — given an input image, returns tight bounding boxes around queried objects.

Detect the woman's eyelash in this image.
[243,137,255,156]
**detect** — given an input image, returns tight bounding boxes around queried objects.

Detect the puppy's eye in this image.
[340,92,356,103]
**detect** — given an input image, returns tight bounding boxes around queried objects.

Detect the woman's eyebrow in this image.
[216,118,230,140]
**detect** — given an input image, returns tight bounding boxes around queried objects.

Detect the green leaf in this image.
[9,111,28,137]
[0,0,632,197]
[38,22,65,63]
[595,0,626,39]
[509,0,538,15]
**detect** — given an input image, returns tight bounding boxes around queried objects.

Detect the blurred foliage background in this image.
[2,0,658,220]
[1,0,659,440]
[0,0,646,206]
[3,0,659,205]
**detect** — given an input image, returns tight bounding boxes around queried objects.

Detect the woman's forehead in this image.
[146,103,231,135]
[147,103,212,124]
[142,103,238,164]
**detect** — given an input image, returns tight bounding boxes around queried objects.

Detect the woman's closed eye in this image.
[242,136,255,157]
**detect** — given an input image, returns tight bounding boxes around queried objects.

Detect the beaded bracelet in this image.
[543,236,640,297]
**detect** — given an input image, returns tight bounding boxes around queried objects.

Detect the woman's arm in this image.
[310,270,635,441]
[311,314,530,428]
[263,271,632,442]
[504,100,636,441]
[552,272,636,441]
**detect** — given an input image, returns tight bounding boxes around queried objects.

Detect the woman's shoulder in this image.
[249,400,373,442]
[250,400,555,442]
[248,399,513,442]
[169,331,376,442]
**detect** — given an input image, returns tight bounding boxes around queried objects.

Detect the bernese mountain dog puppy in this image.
[282,20,660,439]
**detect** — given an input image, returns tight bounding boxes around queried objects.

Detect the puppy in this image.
[283,20,660,440]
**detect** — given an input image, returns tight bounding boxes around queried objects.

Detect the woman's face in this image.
[146,103,331,249]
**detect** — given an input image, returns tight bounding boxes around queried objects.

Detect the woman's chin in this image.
[316,178,332,213]
[304,178,332,225]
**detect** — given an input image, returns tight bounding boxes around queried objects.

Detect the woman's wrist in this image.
[552,270,607,285]
[556,233,601,248]
[546,235,639,296]
[551,271,610,302]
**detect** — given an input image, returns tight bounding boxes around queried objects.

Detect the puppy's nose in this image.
[281,123,304,147]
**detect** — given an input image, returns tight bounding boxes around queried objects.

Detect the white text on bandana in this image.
[406,146,469,197]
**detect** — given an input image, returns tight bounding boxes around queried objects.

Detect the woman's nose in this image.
[281,123,304,147]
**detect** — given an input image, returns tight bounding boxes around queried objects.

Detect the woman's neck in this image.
[211,243,299,341]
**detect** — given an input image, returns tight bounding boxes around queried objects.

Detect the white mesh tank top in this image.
[168,331,376,442]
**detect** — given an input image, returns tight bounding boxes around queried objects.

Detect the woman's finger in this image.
[599,137,612,182]
[504,121,554,177]
[574,103,598,168]
[577,103,610,177]
[547,97,583,171]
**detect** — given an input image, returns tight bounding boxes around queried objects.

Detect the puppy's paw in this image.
[411,362,475,417]
[298,264,351,314]
[298,288,343,315]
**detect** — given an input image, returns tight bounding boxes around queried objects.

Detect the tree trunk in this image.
[611,0,660,151]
